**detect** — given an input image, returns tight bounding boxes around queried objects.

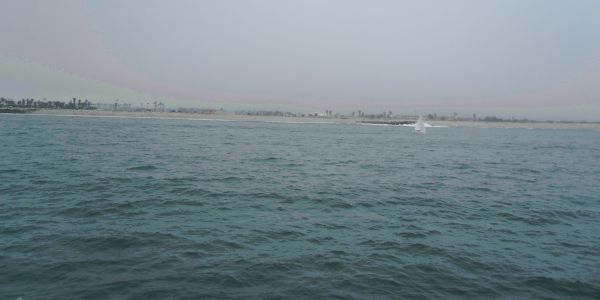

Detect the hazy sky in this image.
[1,0,599,120]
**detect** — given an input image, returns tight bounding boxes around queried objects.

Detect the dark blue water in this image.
[2,114,600,299]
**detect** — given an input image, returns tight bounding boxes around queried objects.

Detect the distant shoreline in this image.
[5,109,599,130]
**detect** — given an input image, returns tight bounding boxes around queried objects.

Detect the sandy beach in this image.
[22,109,600,130]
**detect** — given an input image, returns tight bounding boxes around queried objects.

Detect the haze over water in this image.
[2,0,600,120]
[2,114,600,299]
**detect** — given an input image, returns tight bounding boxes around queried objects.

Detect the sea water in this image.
[1,114,599,299]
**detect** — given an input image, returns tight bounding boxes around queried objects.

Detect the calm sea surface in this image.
[1,114,600,299]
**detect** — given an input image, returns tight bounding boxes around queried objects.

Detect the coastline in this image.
[13,109,600,130]
[26,109,353,124]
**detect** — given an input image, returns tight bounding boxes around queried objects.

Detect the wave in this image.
[127,165,158,171]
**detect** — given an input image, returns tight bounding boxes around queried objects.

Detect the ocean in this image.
[1,114,599,299]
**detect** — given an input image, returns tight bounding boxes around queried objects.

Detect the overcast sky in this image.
[1,0,599,120]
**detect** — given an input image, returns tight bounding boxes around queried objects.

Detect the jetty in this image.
[357,120,415,125]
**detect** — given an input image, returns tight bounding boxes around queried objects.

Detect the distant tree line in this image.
[357,111,394,119]
[481,116,529,123]
[176,107,221,114]
[235,110,298,117]
[422,113,531,122]
[0,97,95,110]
